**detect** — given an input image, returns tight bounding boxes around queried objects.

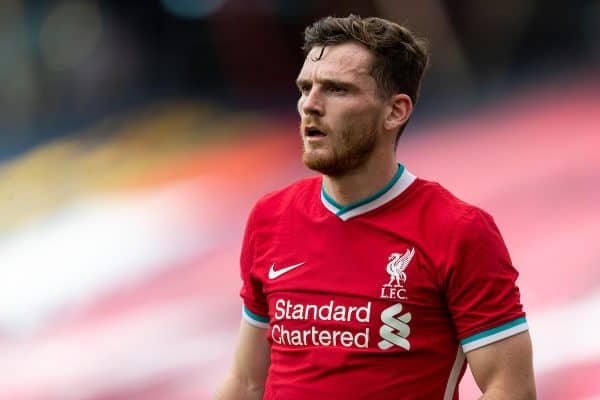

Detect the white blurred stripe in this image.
[529,289,600,373]
[0,178,213,334]
[0,299,235,399]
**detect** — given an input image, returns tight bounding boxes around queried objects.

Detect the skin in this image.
[468,331,536,399]
[216,41,536,399]
[215,321,270,400]
[296,42,412,205]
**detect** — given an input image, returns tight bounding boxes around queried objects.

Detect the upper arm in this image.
[216,320,271,400]
[443,209,534,397]
[231,319,271,384]
[466,331,536,399]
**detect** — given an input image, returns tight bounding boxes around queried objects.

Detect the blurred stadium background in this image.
[0,0,598,399]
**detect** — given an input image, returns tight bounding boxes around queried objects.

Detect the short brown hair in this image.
[303,15,429,106]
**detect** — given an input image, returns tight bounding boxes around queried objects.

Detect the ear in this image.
[384,94,413,132]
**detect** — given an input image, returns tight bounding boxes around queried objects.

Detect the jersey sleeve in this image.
[444,208,527,353]
[239,205,269,329]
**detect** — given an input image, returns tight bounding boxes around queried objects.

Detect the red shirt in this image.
[240,165,527,400]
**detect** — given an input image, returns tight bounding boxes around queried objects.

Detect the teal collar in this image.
[321,164,416,221]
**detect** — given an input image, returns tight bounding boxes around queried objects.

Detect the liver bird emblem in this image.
[384,248,415,287]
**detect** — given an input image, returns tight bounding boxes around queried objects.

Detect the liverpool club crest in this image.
[380,248,415,300]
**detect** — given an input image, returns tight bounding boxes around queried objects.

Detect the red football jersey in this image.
[240,165,527,400]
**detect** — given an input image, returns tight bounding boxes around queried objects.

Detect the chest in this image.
[252,208,458,354]
[253,216,444,309]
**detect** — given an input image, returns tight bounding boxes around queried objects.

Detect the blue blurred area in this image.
[1,0,598,161]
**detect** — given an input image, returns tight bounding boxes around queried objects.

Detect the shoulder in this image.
[250,176,321,221]
[255,176,321,210]
[410,177,488,225]
[403,177,503,254]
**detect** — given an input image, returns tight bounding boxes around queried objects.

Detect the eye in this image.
[327,85,347,94]
[297,84,311,95]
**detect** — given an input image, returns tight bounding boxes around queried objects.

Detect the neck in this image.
[322,153,399,207]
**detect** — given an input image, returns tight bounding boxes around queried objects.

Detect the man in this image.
[216,15,535,400]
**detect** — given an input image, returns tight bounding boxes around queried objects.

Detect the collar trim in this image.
[321,164,416,221]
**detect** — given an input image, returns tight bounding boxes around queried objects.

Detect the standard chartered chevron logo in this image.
[378,303,411,351]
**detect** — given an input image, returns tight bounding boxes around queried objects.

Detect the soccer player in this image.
[216,15,535,400]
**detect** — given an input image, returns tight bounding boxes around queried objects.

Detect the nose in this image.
[299,87,324,117]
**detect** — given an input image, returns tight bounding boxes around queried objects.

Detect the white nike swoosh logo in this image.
[268,262,306,279]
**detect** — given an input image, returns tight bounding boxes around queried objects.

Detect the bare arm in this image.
[466,331,536,399]
[215,320,271,400]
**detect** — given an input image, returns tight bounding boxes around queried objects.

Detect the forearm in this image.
[478,386,536,400]
[215,374,265,400]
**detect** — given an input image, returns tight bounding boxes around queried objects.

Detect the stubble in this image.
[301,116,379,177]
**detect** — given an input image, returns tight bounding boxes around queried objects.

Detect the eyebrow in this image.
[295,77,359,90]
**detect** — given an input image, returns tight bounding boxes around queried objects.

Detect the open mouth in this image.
[305,127,326,137]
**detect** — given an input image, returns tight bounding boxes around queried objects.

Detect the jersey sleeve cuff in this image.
[460,317,528,353]
[242,305,269,329]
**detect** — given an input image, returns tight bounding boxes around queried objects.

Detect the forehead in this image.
[297,42,374,82]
